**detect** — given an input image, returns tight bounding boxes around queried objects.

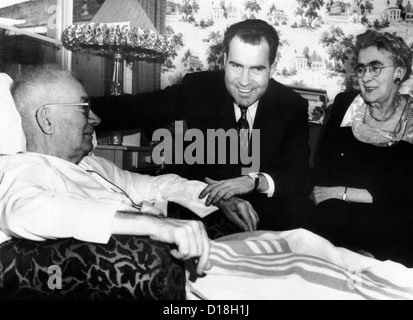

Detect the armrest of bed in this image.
[0,235,186,300]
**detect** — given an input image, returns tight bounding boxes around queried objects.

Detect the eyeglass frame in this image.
[353,63,395,78]
[35,99,91,122]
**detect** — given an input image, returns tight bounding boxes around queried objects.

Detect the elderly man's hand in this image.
[199,177,256,206]
[151,217,211,276]
[216,197,259,231]
[112,212,211,276]
[309,186,344,205]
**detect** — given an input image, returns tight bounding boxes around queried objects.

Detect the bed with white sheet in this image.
[186,229,413,300]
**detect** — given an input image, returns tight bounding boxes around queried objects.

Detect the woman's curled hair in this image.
[355,29,412,83]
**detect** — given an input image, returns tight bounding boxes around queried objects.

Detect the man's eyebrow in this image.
[229,61,242,67]
[229,61,267,69]
[251,65,267,69]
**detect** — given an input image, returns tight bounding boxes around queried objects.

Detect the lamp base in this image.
[107,52,125,146]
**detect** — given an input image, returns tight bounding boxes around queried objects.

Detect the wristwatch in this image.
[342,187,348,202]
[248,172,260,191]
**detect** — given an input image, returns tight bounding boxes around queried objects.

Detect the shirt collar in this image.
[233,100,259,124]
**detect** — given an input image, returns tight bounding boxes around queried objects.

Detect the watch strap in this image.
[342,187,348,201]
[248,173,260,191]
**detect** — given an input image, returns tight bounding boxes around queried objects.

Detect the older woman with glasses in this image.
[309,30,413,267]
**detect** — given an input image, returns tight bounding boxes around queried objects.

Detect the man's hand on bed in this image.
[216,197,259,232]
[200,177,256,206]
[112,212,211,276]
[153,217,212,276]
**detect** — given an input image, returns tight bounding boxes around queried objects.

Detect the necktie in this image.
[237,106,250,156]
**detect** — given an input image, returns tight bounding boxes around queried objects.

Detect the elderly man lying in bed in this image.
[0,65,259,277]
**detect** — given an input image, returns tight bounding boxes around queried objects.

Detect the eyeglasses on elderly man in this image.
[35,98,91,121]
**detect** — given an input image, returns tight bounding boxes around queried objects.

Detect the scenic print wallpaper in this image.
[1,0,412,104]
[0,0,412,133]
[161,0,413,104]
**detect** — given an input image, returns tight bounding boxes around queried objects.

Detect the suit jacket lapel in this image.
[253,86,280,131]
[216,85,237,131]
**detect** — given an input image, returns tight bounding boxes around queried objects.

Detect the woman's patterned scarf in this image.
[340,94,413,147]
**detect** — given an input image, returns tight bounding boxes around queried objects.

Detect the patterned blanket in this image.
[186,229,413,300]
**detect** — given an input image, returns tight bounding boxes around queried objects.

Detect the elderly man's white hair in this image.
[11,64,84,150]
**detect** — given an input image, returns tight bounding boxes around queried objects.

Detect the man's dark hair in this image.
[224,19,279,65]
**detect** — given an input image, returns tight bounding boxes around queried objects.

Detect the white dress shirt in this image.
[0,153,217,245]
[233,102,275,197]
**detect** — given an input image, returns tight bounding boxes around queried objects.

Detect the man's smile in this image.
[237,88,254,94]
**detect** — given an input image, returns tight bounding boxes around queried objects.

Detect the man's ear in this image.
[36,106,53,135]
[270,62,276,78]
[223,53,228,66]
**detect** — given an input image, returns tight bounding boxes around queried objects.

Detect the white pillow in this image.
[0,73,26,154]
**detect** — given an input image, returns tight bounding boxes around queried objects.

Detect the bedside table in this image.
[94,145,164,175]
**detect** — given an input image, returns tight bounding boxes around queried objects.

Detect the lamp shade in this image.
[91,0,156,31]
[61,22,173,60]
[61,0,173,61]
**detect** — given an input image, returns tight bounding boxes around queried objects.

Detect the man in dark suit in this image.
[90,19,311,233]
